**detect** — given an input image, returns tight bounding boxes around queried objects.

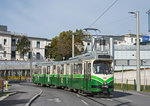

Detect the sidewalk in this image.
[0,83,41,106]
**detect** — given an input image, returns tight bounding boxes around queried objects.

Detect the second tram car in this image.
[32,52,114,96]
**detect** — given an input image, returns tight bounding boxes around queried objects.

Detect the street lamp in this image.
[128,11,141,91]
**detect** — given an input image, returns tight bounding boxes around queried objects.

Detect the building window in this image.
[11,51,16,59]
[12,39,16,46]
[4,39,7,45]
[36,52,40,59]
[3,51,6,57]
[36,41,40,48]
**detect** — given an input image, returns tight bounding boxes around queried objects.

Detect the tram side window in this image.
[73,64,82,74]
[60,65,64,74]
[43,67,46,75]
[88,63,91,74]
[66,64,70,75]
[47,66,50,74]
[78,64,82,74]
[57,66,60,74]
[53,65,56,75]
[74,64,78,74]
[38,67,41,74]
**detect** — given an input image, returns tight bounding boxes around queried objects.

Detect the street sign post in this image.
[142,36,149,42]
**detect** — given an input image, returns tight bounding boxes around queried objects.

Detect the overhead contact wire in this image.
[89,0,119,27]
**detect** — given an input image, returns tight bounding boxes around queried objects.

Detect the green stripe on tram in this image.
[106,77,114,83]
[36,74,113,84]
[91,75,104,83]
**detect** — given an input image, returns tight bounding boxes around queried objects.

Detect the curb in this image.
[25,88,42,106]
[0,92,17,101]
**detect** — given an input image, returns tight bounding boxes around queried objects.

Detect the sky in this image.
[0,0,150,39]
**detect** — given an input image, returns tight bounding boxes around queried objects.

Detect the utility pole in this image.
[136,11,141,92]
[128,11,141,91]
[72,34,74,57]
[129,11,141,91]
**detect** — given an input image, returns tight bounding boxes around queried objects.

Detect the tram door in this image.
[84,62,91,90]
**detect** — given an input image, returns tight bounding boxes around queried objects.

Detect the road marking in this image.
[117,98,133,102]
[81,100,88,105]
[100,98,113,101]
[106,99,113,101]
[48,98,62,103]
[76,94,80,97]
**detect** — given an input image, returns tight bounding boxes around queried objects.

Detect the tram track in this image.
[76,92,132,106]
[76,93,109,106]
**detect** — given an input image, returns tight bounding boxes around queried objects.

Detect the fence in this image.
[114,78,150,91]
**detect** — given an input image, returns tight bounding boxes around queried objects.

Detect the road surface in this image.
[31,85,150,106]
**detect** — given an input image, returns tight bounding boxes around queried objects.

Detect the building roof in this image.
[0,30,51,41]
[123,33,144,37]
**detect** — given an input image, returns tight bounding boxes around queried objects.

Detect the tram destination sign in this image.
[98,55,110,58]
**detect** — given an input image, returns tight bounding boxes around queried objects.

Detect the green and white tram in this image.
[32,52,114,96]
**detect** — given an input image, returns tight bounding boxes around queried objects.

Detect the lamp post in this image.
[128,11,141,91]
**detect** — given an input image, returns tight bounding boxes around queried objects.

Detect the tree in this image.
[46,29,85,61]
[16,36,30,59]
[45,43,51,59]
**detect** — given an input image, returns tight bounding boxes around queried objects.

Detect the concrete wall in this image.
[114,69,150,85]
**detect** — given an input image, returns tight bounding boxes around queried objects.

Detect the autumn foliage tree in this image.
[47,29,85,61]
[16,36,30,59]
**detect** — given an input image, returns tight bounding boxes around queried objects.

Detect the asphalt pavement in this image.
[31,85,150,106]
[1,83,150,106]
[0,83,41,106]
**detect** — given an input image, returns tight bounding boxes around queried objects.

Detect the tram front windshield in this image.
[93,60,112,74]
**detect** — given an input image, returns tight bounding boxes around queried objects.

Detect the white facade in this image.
[0,31,12,60]
[114,69,150,85]
[117,33,144,45]
[0,31,51,61]
[83,35,150,71]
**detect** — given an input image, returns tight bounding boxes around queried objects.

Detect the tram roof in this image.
[35,51,113,66]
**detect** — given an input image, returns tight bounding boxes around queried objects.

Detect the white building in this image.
[0,25,51,61]
[83,34,150,71]
[116,33,144,45]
